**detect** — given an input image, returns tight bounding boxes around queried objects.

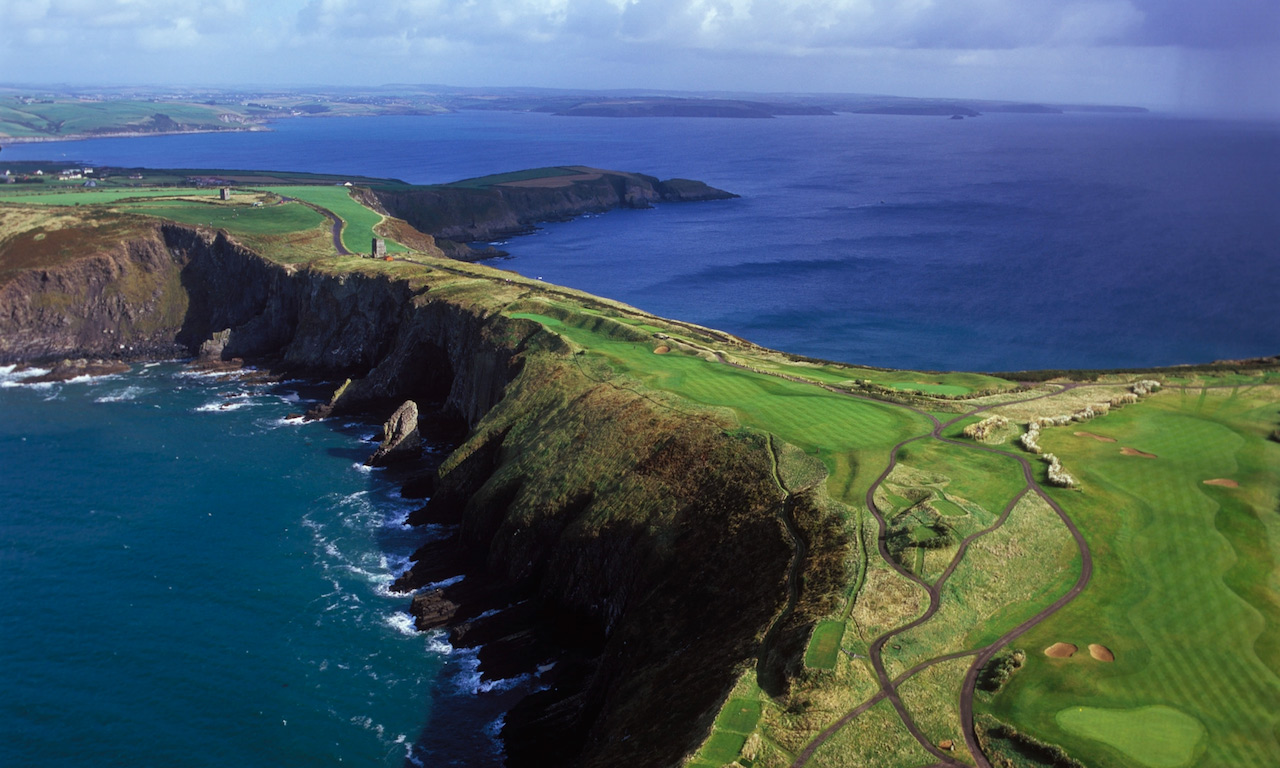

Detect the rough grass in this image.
[441,166,589,189]
[805,698,934,768]
[896,655,976,763]
[988,386,1280,768]
[891,493,1080,675]
[0,187,222,205]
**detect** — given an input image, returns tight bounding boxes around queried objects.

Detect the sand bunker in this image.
[1120,447,1158,459]
[1075,431,1117,443]
[653,345,670,355]
[1203,478,1239,488]
[1089,644,1115,662]
[1044,642,1078,658]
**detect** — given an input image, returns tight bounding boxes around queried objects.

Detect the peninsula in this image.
[0,168,1274,768]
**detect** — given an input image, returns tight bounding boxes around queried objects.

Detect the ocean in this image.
[0,365,521,767]
[1,110,1278,766]
[4,110,1278,371]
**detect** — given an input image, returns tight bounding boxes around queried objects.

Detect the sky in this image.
[1,0,1277,113]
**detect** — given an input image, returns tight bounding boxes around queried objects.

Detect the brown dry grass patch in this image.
[1088,644,1115,662]
[375,217,443,255]
[1203,478,1239,488]
[1120,447,1157,459]
[1044,642,1077,658]
[1074,431,1117,443]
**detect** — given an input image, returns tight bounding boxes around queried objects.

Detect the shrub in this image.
[963,415,1009,442]
[977,649,1025,692]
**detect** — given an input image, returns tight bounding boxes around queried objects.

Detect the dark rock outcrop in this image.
[366,399,421,466]
[369,167,737,245]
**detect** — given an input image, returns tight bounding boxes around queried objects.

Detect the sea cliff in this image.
[0,219,846,767]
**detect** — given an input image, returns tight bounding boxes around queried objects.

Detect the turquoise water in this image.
[0,364,517,767]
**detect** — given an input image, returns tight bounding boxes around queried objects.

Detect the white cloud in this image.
[0,0,1272,112]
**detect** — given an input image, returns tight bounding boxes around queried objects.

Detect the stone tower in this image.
[372,238,386,258]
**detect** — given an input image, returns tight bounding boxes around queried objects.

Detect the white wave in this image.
[476,672,532,694]
[384,612,418,636]
[352,462,374,473]
[404,745,426,768]
[95,386,148,403]
[350,715,386,740]
[454,653,533,695]
[425,629,454,655]
[485,714,506,739]
[426,574,465,591]
[175,368,234,380]
[279,391,301,403]
[195,399,254,412]
[0,365,51,386]
[382,552,414,577]
[266,415,306,428]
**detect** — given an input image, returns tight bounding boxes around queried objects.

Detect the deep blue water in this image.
[4,110,1278,370]
[2,111,1278,767]
[0,365,523,767]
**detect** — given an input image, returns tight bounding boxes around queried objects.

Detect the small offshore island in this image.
[1,164,1277,768]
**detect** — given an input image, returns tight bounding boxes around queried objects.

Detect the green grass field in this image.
[0,98,238,137]
[509,309,932,506]
[805,620,847,670]
[1056,705,1206,767]
[264,185,407,254]
[118,199,327,236]
[987,386,1280,767]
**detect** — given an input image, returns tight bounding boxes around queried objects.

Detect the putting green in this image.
[1056,705,1205,767]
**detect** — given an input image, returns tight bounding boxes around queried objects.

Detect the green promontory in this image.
[1,171,1275,768]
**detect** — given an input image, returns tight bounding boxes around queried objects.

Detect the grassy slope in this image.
[0,98,243,137]
[0,183,411,264]
[989,386,1280,768]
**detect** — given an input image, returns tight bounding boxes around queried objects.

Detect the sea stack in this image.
[366,400,421,466]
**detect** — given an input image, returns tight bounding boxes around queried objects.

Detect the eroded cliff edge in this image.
[0,221,847,767]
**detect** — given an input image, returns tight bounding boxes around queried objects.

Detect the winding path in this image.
[731,374,1099,768]
[279,195,351,255]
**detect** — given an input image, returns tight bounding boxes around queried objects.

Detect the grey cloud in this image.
[1128,0,1280,47]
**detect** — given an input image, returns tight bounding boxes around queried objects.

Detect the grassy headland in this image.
[0,170,1274,768]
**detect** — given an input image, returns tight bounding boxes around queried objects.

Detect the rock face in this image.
[366,400,421,466]
[369,167,737,244]
[0,219,846,768]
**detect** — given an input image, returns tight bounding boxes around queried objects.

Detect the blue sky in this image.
[1,0,1277,112]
